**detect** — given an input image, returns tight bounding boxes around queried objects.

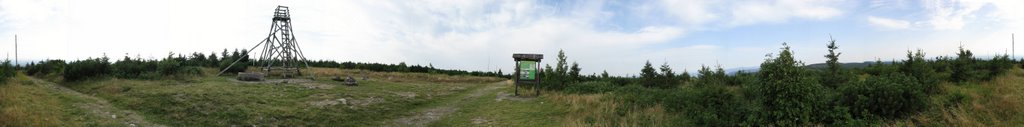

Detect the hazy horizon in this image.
[1,0,1022,76]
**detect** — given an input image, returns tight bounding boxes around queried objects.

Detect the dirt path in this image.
[390,81,508,127]
[25,77,166,127]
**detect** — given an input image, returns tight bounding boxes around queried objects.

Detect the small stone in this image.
[337,98,348,105]
[111,115,117,119]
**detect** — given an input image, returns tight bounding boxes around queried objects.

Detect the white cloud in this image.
[730,0,843,26]
[979,0,1024,28]
[867,16,911,29]
[0,0,694,75]
[659,0,718,26]
[658,0,845,28]
[14,0,1018,76]
[919,0,988,30]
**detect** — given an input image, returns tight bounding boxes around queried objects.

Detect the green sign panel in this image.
[518,61,537,80]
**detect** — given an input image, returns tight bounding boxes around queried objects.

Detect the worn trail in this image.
[390,81,508,127]
[25,77,166,127]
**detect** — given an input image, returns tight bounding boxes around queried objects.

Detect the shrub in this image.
[605,77,635,86]
[0,60,15,82]
[752,43,829,126]
[694,65,727,87]
[112,57,158,79]
[984,54,1013,80]
[539,50,575,90]
[218,58,248,74]
[838,74,927,119]
[64,57,111,82]
[639,61,659,88]
[951,46,984,82]
[158,59,183,75]
[26,60,65,76]
[611,84,681,116]
[109,56,203,79]
[564,81,617,94]
[613,85,662,107]
[864,60,898,76]
[176,66,203,76]
[656,62,677,88]
[679,85,745,126]
[900,49,941,94]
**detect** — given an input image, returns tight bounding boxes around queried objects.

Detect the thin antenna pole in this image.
[14,34,17,66]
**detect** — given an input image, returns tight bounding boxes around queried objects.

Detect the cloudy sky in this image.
[1,0,1022,76]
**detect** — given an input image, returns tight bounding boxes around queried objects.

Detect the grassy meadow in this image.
[3,65,1024,126]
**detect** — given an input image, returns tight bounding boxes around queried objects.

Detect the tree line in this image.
[531,38,1020,126]
[6,48,504,83]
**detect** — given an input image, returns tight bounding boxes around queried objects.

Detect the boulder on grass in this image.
[332,76,358,86]
[344,76,358,86]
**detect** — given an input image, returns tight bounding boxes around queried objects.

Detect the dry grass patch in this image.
[894,67,1024,126]
[306,68,503,83]
[1,74,123,126]
[0,77,64,127]
[547,92,673,127]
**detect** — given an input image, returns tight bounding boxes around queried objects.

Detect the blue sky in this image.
[0,0,1021,76]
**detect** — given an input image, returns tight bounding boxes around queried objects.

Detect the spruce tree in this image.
[822,36,846,88]
[659,62,676,88]
[680,69,691,83]
[640,60,658,88]
[952,46,976,82]
[601,70,609,78]
[570,62,581,82]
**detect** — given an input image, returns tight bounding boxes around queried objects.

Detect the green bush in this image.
[64,57,111,82]
[639,61,660,88]
[679,85,745,126]
[112,57,158,79]
[218,58,248,74]
[752,43,829,126]
[0,60,15,82]
[864,60,898,76]
[951,46,984,82]
[563,81,617,94]
[694,65,727,87]
[942,91,969,108]
[112,56,202,79]
[838,74,927,119]
[900,49,941,94]
[26,59,65,76]
[158,59,182,75]
[612,85,663,108]
[984,54,1013,80]
[175,66,203,76]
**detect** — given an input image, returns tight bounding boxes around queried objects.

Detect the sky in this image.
[0,0,1022,76]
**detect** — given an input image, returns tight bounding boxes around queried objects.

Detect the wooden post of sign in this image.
[514,60,520,96]
[535,64,541,96]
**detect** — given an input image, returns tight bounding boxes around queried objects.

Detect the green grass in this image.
[0,73,124,127]
[890,67,1024,126]
[60,67,503,126]
[429,85,566,127]
[12,66,1023,126]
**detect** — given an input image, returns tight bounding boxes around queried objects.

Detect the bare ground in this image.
[390,81,507,127]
